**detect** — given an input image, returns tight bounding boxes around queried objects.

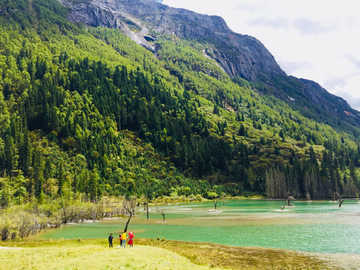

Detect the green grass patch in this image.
[0,238,330,269]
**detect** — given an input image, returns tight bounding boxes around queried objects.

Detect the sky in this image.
[163,0,360,110]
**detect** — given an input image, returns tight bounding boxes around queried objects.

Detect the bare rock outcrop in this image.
[58,0,155,51]
[57,0,284,82]
[56,0,359,123]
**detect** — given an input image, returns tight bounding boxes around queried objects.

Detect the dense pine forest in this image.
[0,0,360,218]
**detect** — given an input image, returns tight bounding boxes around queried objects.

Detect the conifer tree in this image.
[89,165,100,202]
[239,123,245,136]
[33,146,44,198]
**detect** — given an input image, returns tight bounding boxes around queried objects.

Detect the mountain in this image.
[59,0,285,81]
[0,0,359,205]
[58,0,360,132]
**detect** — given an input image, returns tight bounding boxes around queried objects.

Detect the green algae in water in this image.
[40,200,360,253]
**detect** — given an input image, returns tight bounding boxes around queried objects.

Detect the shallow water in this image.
[39,200,360,253]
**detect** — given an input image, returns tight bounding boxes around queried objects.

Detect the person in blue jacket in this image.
[108,233,114,248]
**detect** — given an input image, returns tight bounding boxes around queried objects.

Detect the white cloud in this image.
[292,18,335,36]
[345,54,360,70]
[277,60,313,74]
[324,77,347,90]
[233,2,268,13]
[248,17,335,36]
[248,17,289,30]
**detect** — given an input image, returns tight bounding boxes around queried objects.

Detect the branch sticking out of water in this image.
[339,198,345,207]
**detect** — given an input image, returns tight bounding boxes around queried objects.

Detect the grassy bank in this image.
[0,238,330,269]
[0,243,209,270]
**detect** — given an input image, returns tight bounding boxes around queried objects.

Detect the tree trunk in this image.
[124,213,133,232]
[339,199,345,207]
[162,214,165,221]
[146,203,149,220]
[62,207,67,223]
[213,200,218,209]
[1,228,9,241]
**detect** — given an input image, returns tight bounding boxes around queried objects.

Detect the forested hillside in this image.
[0,0,359,211]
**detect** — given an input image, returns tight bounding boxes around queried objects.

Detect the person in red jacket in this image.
[128,232,134,247]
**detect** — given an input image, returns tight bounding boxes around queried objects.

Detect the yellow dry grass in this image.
[0,238,332,270]
[137,239,328,270]
[0,243,217,270]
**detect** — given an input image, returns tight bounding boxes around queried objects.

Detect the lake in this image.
[39,199,360,253]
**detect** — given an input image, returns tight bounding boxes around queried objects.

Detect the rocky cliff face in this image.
[57,0,285,82]
[57,0,359,120]
[57,0,155,51]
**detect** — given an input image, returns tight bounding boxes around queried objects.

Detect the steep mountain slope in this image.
[57,0,360,133]
[59,0,284,81]
[0,0,359,205]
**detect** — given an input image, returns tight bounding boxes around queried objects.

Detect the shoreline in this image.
[26,200,360,254]
[27,233,360,257]
[4,199,359,268]
[1,238,359,269]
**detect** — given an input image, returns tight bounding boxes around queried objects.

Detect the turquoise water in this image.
[40,200,360,253]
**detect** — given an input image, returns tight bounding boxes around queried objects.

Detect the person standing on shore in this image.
[108,233,114,248]
[121,232,127,248]
[128,232,134,248]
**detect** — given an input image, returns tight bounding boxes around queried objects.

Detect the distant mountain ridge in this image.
[57,0,360,131]
[58,0,285,81]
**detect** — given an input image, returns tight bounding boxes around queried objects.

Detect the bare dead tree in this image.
[155,205,166,222]
[220,192,227,206]
[287,196,295,206]
[280,200,286,210]
[332,192,340,201]
[208,192,219,209]
[141,196,150,220]
[338,196,345,207]
[88,204,97,222]
[122,197,137,232]
[144,183,155,220]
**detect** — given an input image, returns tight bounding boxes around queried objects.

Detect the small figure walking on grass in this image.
[128,232,134,248]
[119,233,123,246]
[121,232,127,248]
[108,233,114,248]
